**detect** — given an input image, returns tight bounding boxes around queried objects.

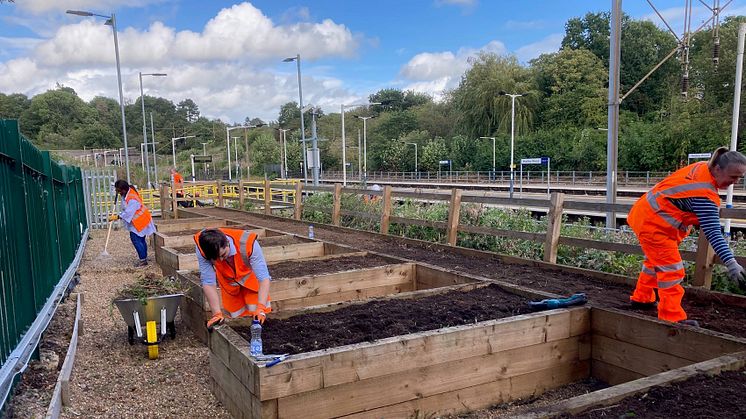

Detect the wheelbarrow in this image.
[113,293,184,359]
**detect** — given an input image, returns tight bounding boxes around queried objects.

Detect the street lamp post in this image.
[283,54,308,183]
[354,115,376,185]
[139,72,166,187]
[201,142,208,177]
[498,92,526,198]
[232,136,240,179]
[150,112,158,185]
[342,102,380,186]
[172,135,196,167]
[67,9,131,181]
[479,136,496,181]
[278,128,290,178]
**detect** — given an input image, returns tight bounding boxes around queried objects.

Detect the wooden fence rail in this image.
[163,181,746,290]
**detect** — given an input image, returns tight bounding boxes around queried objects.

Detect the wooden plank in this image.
[458,223,545,242]
[209,352,255,418]
[60,293,82,406]
[264,179,272,215]
[692,232,715,288]
[591,358,645,386]
[341,360,589,419]
[259,309,585,400]
[211,326,260,394]
[273,283,415,312]
[446,188,462,246]
[591,334,693,377]
[591,308,746,362]
[389,216,448,230]
[414,264,477,289]
[180,295,209,343]
[523,351,746,418]
[270,264,415,301]
[558,236,643,255]
[380,185,392,234]
[267,251,368,266]
[171,180,179,219]
[155,217,225,233]
[332,183,342,226]
[217,179,224,207]
[293,182,303,220]
[239,179,245,209]
[543,192,564,264]
[263,242,326,263]
[276,337,583,418]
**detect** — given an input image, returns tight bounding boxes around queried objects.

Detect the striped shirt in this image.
[669,197,734,263]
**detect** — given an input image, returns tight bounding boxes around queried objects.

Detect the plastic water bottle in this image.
[308,224,315,239]
[250,320,263,357]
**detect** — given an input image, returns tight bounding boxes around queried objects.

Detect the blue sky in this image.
[1,0,744,123]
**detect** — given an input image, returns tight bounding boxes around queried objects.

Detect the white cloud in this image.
[399,40,506,98]
[515,33,563,62]
[0,2,364,123]
[0,36,44,51]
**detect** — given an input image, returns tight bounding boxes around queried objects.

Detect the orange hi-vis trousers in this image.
[630,231,687,322]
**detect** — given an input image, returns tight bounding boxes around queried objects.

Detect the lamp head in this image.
[66,10,93,16]
[152,73,167,77]
[283,57,297,62]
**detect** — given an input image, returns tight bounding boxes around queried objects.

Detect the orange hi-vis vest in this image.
[627,162,721,241]
[193,228,271,319]
[124,187,152,232]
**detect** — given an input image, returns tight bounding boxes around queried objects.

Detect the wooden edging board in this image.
[516,349,746,418]
[45,293,83,418]
[179,207,746,309]
[210,306,591,419]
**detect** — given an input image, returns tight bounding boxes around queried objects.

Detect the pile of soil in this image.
[256,235,305,247]
[112,272,185,302]
[234,284,532,354]
[568,370,746,418]
[200,208,746,339]
[269,254,396,279]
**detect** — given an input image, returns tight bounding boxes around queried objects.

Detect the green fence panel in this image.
[0,119,85,367]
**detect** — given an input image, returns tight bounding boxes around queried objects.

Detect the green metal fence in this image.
[0,119,87,370]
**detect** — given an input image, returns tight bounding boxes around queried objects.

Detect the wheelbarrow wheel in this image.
[146,320,159,359]
[127,326,134,345]
[167,321,176,339]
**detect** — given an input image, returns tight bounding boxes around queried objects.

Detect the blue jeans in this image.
[129,232,148,261]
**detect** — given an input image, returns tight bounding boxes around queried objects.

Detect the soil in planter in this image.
[187,208,746,339]
[3,296,76,418]
[158,225,255,237]
[567,369,746,418]
[268,254,395,279]
[234,284,532,354]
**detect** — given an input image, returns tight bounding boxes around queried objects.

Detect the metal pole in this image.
[606,0,622,229]
[111,14,130,181]
[139,72,151,188]
[725,23,746,237]
[283,131,288,178]
[296,55,308,183]
[363,117,368,182]
[190,154,195,182]
[172,137,177,168]
[150,112,157,186]
[233,136,240,179]
[358,128,362,181]
[492,137,496,176]
[225,127,232,180]
[341,104,347,186]
[510,96,516,198]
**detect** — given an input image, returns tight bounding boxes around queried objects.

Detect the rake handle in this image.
[103,193,119,253]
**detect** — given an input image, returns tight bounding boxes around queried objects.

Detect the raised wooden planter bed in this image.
[159,237,353,277]
[209,304,746,419]
[177,258,478,343]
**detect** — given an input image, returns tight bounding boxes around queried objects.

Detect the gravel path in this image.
[56,228,230,418]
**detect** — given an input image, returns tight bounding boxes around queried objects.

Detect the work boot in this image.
[677,319,700,327]
[630,300,657,310]
[134,259,148,267]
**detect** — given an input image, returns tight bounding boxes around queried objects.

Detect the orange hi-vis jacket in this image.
[193,228,271,319]
[124,187,152,232]
[627,162,721,241]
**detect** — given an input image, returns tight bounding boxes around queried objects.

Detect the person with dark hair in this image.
[193,228,272,330]
[109,180,155,267]
[627,147,746,326]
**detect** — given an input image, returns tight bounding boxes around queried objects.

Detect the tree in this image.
[0,93,30,119]
[249,134,280,176]
[71,123,118,149]
[177,99,200,123]
[20,87,95,142]
[420,137,449,172]
[531,48,607,128]
[450,53,536,140]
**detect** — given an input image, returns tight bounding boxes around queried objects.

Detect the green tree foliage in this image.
[249,133,280,176]
[420,137,448,171]
[450,53,536,140]
[0,93,30,119]
[177,99,200,123]
[21,86,95,145]
[71,122,118,149]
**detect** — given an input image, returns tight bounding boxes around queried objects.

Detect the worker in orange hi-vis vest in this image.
[109,180,155,267]
[194,228,272,330]
[626,147,746,327]
[170,167,184,192]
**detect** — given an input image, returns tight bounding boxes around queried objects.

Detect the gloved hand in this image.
[725,259,746,288]
[206,312,224,331]
[108,214,119,222]
[254,304,267,324]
